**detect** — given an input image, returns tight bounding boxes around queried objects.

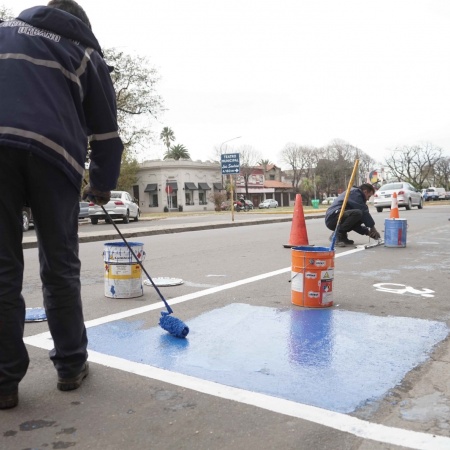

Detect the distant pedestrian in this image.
[325,183,381,247]
[0,0,123,409]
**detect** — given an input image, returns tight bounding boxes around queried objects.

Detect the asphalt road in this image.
[3,203,450,450]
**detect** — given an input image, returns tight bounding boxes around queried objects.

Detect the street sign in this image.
[221,153,240,175]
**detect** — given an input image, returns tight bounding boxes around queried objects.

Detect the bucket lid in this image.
[104,242,144,247]
[292,246,332,252]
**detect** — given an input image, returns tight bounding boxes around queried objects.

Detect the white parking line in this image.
[25,246,450,449]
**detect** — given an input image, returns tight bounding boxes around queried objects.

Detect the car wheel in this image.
[134,210,139,222]
[418,198,423,209]
[90,217,98,225]
[376,207,383,212]
[406,198,412,210]
[22,211,30,232]
[123,210,130,224]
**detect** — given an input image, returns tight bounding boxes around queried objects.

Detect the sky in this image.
[7,0,450,167]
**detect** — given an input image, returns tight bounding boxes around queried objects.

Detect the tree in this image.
[237,145,262,198]
[384,143,442,188]
[0,5,13,20]
[164,144,190,160]
[104,48,165,156]
[160,126,175,151]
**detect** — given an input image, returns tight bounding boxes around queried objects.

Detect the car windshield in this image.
[380,183,403,191]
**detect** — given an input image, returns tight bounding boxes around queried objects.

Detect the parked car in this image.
[373,182,423,212]
[79,201,89,219]
[22,207,34,232]
[422,187,446,201]
[322,196,337,205]
[88,191,140,224]
[258,199,278,209]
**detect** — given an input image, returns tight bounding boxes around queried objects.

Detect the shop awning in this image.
[184,182,198,190]
[144,184,158,192]
[213,183,223,190]
[165,181,178,190]
[198,183,211,190]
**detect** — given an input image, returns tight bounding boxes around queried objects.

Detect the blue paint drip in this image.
[159,312,189,338]
[87,304,448,413]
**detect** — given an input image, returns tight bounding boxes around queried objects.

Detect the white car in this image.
[373,182,423,212]
[258,199,278,209]
[88,191,140,224]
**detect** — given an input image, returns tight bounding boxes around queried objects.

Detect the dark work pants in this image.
[0,148,87,393]
[325,209,363,233]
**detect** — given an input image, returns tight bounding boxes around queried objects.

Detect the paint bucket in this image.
[103,242,145,298]
[384,219,407,248]
[291,246,334,308]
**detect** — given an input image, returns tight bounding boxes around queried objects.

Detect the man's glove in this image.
[82,184,111,206]
[368,227,381,240]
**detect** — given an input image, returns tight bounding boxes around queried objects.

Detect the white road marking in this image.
[26,246,450,449]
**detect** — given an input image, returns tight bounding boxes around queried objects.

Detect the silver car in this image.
[373,182,423,212]
[258,199,278,209]
[88,191,140,224]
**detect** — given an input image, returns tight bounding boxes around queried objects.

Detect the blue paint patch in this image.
[87,304,448,413]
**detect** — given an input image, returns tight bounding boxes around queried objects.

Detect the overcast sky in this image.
[8,0,450,166]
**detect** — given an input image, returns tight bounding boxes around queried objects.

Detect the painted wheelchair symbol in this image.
[373,283,434,298]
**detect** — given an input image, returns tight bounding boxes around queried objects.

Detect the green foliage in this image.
[160,127,175,150]
[116,153,140,191]
[164,144,190,160]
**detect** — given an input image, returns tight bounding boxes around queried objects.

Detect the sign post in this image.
[221,153,240,222]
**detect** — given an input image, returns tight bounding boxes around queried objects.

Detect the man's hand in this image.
[368,227,381,240]
[82,184,110,206]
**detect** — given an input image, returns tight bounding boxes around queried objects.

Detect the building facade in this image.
[134,159,224,213]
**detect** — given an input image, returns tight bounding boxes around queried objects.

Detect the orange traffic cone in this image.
[283,194,310,248]
[390,192,400,219]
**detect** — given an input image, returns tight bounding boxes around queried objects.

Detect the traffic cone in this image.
[283,194,310,248]
[390,192,400,219]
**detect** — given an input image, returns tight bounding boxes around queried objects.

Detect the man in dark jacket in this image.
[325,183,381,247]
[0,0,123,409]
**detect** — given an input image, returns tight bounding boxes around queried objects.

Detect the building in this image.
[235,164,293,207]
[134,159,224,213]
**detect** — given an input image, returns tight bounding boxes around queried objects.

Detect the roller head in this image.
[159,312,189,338]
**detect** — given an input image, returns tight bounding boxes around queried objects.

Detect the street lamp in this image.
[220,135,241,154]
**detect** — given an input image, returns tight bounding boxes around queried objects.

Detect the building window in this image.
[269,174,275,180]
[185,192,194,205]
[199,191,207,205]
[149,193,158,207]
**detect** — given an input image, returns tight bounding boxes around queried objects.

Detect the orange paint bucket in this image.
[291,246,335,308]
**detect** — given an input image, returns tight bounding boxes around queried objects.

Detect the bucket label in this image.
[305,272,317,279]
[315,260,326,267]
[308,291,320,298]
[321,270,334,280]
[321,280,333,305]
[291,271,303,292]
[104,263,143,299]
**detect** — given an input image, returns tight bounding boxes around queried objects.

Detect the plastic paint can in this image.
[291,246,334,308]
[103,242,145,298]
[384,219,407,248]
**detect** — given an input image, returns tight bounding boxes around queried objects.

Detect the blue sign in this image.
[221,153,240,174]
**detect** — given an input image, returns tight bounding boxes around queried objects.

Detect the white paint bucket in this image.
[103,242,145,299]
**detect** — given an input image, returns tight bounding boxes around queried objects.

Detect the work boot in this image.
[329,232,354,245]
[341,232,354,245]
[0,389,18,409]
[57,363,89,391]
[335,233,347,247]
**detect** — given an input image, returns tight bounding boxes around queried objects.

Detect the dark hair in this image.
[47,0,91,29]
[358,183,375,195]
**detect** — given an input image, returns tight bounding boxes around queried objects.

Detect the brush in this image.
[100,205,189,338]
[330,159,359,251]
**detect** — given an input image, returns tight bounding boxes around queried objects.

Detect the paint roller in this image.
[329,159,359,251]
[101,206,189,338]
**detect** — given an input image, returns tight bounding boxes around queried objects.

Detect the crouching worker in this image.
[325,183,381,247]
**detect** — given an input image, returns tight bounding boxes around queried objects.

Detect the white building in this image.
[134,159,224,213]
